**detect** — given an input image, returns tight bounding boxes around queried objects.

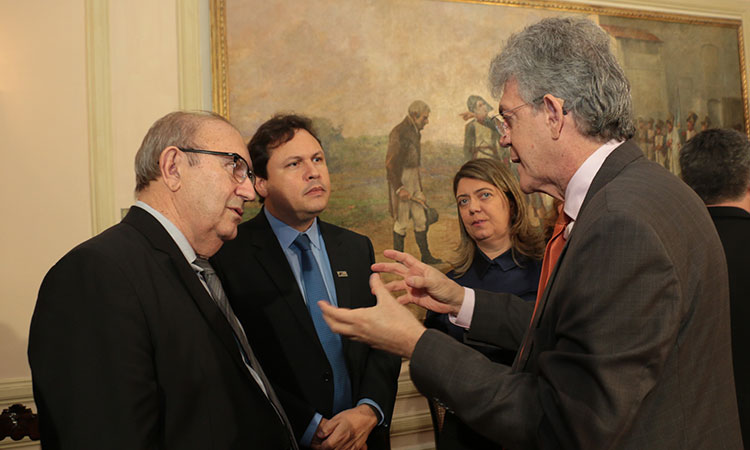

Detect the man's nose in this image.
[305,161,320,179]
[237,177,256,201]
[500,131,511,147]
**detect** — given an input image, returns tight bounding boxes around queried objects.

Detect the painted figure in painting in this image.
[461,95,505,162]
[684,111,699,142]
[386,100,442,264]
[644,117,655,160]
[666,116,682,175]
[654,119,668,168]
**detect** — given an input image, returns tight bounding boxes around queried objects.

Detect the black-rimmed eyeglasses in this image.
[178,148,255,184]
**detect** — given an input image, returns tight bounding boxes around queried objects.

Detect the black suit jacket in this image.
[28,206,296,450]
[212,210,401,449]
[709,206,750,445]
[410,141,743,449]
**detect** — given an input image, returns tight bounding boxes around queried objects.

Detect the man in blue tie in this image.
[211,114,400,450]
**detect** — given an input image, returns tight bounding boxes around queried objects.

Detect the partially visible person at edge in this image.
[680,128,750,446]
[424,158,543,450]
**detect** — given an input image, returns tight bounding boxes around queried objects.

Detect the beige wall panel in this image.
[110,0,180,212]
[0,0,90,380]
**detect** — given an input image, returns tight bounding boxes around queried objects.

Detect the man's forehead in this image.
[273,128,323,155]
[197,120,245,148]
[497,79,520,108]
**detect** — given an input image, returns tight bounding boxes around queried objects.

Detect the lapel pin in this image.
[336,271,348,278]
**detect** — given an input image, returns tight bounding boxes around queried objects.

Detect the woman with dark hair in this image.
[424,158,544,449]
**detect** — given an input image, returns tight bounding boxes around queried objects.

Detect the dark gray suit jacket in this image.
[29,206,296,449]
[212,210,401,449]
[410,141,743,449]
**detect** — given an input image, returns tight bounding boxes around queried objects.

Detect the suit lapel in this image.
[248,211,319,339]
[319,221,352,309]
[548,140,643,294]
[123,207,256,380]
[580,140,643,215]
[517,141,644,370]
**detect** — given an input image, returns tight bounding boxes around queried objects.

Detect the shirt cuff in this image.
[448,287,474,329]
[357,398,385,426]
[301,412,323,446]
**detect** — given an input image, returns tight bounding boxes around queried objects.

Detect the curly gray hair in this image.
[489,17,635,142]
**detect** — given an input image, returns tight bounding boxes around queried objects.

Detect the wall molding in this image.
[0,440,38,449]
[0,378,33,406]
[176,0,204,110]
[85,0,116,234]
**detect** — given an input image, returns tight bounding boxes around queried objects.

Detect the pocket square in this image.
[336,271,348,278]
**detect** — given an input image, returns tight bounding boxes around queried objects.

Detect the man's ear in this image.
[159,146,183,192]
[254,176,269,198]
[543,94,566,140]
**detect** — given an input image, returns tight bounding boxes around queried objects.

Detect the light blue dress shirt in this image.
[264,208,384,446]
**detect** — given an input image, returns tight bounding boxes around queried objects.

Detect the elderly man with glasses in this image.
[29,111,297,449]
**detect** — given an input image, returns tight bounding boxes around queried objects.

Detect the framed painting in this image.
[210,0,748,265]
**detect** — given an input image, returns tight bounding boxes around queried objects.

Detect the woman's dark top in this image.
[423,247,541,450]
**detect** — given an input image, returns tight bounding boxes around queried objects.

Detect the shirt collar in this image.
[473,248,516,277]
[564,139,623,223]
[134,200,197,264]
[264,207,322,250]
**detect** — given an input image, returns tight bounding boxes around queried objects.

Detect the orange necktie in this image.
[536,205,571,302]
[515,205,570,366]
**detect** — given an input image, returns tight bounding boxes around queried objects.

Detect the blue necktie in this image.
[291,233,352,414]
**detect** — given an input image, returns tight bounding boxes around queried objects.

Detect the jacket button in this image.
[323,371,331,382]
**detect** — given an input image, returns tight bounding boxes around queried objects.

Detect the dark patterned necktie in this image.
[291,234,353,413]
[194,257,296,443]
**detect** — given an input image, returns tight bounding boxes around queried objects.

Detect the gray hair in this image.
[488,16,635,141]
[134,111,233,193]
[679,128,750,204]
[408,100,430,118]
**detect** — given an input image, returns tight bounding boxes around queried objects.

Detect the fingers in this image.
[382,278,407,292]
[317,417,334,437]
[370,261,409,277]
[319,301,358,337]
[318,414,353,450]
[382,249,421,268]
[369,273,392,302]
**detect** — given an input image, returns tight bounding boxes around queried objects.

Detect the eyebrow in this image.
[456,187,494,198]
